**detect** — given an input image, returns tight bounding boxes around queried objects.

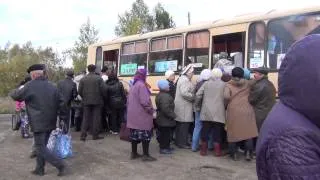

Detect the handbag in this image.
[47,113,73,159]
[119,122,131,142]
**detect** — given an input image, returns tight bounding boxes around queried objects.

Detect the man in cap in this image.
[78,64,106,141]
[9,64,67,176]
[249,68,276,131]
[57,70,78,133]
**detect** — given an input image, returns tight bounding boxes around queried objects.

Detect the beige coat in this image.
[174,75,195,123]
[195,79,226,124]
[224,78,258,143]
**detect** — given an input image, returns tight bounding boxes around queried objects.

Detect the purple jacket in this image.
[126,81,154,131]
[256,35,320,179]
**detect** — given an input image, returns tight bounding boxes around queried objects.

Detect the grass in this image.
[0,97,15,114]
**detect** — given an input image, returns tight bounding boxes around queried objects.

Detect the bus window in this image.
[95,47,103,72]
[186,31,210,73]
[267,13,320,70]
[248,22,266,69]
[120,41,148,76]
[149,36,183,74]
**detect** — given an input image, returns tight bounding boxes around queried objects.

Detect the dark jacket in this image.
[57,76,77,106]
[78,73,106,105]
[9,76,65,132]
[248,76,276,130]
[167,79,176,99]
[155,91,176,127]
[256,35,320,179]
[106,79,126,109]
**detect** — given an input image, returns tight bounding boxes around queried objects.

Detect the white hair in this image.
[165,70,175,79]
[211,68,223,79]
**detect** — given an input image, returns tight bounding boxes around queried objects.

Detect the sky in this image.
[0,0,319,67]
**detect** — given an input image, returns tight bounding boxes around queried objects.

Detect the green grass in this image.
[0,97,15,114]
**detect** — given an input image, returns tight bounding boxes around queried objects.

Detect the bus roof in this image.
[91,6,320,47]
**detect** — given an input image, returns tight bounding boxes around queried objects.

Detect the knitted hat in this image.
[212,68,223,79]
[200,69,211,81]
[243,68,251,80]
[165,70,175,79]
[157,80,170,90]
[232,67,244,78]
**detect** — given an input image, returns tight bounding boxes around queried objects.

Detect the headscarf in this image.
[212,68,223,80]
[243,68,251,80]
[165,70,175,79]
[200,69,211,81]
[133,69,147,85]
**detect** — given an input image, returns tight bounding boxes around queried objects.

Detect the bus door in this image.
[102,44,121,75]
[210,23,248,70]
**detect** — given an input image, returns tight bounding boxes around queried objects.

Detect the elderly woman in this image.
[195,68,226,156]
[126,69,156,162]
[224,67,258,161]
[174,64,195,149]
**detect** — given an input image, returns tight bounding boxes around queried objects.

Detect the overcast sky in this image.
[0,0,319,66]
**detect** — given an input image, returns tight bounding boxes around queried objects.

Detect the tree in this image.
[153,3,175,30]
[115,0,154,36]
[66,18,99,73]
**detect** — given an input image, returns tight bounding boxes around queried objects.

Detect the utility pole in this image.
[188,12,191,25]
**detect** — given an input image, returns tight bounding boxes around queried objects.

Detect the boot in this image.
[245,151,252,161]
[214,143,222,157]
[200,141,208,156]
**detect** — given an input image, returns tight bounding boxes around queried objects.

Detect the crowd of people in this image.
[8,35,320,179]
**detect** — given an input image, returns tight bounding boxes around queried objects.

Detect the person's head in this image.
[279,34,320,128]
[165,70,175,82]
[211,68,223,80]
[133,69,147,84]
[101,66,108,74]
[157,79,170,92]
[200,69,211,81]
[253,68,268,80]
[243,68,251,80]
[181,64,194,79]
[231,67,244,79]
[219,52,228,59]
[27,64,45,80]
[87,64,96,73]
[108,72,118,81]
[66,70,74,78]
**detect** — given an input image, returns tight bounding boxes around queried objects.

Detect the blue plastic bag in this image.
[47,128,72,159]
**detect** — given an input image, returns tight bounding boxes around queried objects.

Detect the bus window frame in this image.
[266,11,320,72]
[119,39,148,76]
[247,21,267,71]
[185,30,210,74]
[148,34,184,76]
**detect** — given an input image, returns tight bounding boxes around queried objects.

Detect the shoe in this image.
[30,151,36,159]
[160,149,173,154]
[142,155,157,162]
[213,143,223,157]
[130,152,143,160]
[200,141,208,156]
[57,166,70,176]
[111,131,119,135]
[31,169,44,176]
[92,136,104,140]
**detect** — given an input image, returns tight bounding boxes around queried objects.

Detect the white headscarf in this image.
[200,69,211,81]
[181,64,194,75]
[212,68,223,79]
[165,70,175,79]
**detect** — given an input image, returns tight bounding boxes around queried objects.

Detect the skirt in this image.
[130,129,152,141]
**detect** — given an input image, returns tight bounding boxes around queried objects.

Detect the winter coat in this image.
[256,35,320,180]
[248,77,276,131]
[106,79,126,109]
[57,77,77,106]
[155,91,176,127]
[195,79,225,124]
[126,81,154,131]
[224,78,258,142]
[193,80,206,112]
[167,79,176,99]
[78,73,106,105]
[174,75,195,123]
[9,76,65,133]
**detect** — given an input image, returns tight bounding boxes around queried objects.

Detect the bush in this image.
[0,97,15,114]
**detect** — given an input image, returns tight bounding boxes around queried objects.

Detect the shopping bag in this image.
[119,123,131,142]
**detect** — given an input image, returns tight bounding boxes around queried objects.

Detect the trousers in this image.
[34,132,64,171]
[81,105,101,138]
[175,122,191,147]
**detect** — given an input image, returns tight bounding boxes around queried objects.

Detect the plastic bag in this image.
[47,128,72,159]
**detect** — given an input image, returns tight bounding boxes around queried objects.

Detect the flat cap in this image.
[27,64,45,73]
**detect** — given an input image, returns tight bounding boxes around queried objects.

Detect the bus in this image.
[87,6,320,102]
